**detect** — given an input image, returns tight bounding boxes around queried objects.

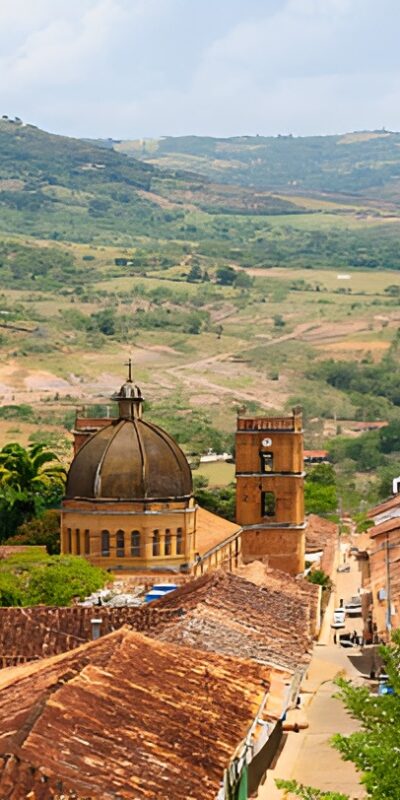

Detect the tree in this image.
[234,271,253,289]
[0,443,66,540]
[277,629,400,800]
[7,510,61,554]
[305,464,337,514]
[25,556,108,605]
[186,262,202,282]
[216,266,236,285]
[0,550,109,607]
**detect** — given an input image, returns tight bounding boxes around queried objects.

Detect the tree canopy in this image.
[0,442,66,540]
[277,629,400,800]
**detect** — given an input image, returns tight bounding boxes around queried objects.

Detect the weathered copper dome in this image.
[65,365,192,501]
[65,418,193,500]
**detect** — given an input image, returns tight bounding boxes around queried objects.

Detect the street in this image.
[257,537,366,799]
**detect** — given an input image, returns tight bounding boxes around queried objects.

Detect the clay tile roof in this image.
[151,570,313,670]
[369,517,400,538]
[305,514,337,552]
[196,507,241,555]
[368,494,400,519]
[0,627,268,800]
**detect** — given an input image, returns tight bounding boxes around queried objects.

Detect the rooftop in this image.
[369,516,400,538]
[305,514,338,553]
[0,627,268,800]
[368,494,400,519]
[151,570,313,670]
[196,506,241,555]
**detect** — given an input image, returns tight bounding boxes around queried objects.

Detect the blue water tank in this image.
[152,583,177,593]
[144,590,166,603]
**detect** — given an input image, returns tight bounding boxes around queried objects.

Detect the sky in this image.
[0,0,399,140]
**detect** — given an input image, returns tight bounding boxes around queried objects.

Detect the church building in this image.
[61,364,241,572]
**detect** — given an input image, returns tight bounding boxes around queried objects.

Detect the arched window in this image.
[116,530,125,557]
[152,530,160,557]
[176,527,183,555]
[84,529,90,555]
[101,530,110,557]
[131,530,141,557]
[165,529,171,556]
[75,529,81,555]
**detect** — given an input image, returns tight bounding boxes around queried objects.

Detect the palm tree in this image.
[0,443,66,539]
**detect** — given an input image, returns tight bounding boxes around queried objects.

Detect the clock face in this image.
[261,437,272,447]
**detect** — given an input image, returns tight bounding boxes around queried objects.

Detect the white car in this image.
[331,608,346,628]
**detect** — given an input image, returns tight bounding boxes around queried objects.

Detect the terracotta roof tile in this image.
[0,628,268,799]
[368,494,400,519]
[196,507,241,555]
[150,570,313,670]
[305,514,337,553]
[369,517,400,538]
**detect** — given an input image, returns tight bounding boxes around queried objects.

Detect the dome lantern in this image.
[112,358,143,420]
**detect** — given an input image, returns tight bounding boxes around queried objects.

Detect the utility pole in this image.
[385,534,392,638]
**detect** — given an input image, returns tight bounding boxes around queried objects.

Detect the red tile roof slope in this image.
[306,514,337,553]
[0,627,268,800]
[368,494,400,519]
[196,506,241,554]
[235,561,320,634]
[151,570,313,670]
[369,517,400,538]
[0,605,181,665]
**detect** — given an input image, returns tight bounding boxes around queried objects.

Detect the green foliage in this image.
[7,510,61,554]
[0,549,109,606]
[307,569,332,589]
[216,265,237,285]
[312,354,400,408]
[305,464,338,514]
[277,629,400,800]
[275,780,347,800]
[0,442,66,540]
[24,556,108,606]
[195,483,236,521]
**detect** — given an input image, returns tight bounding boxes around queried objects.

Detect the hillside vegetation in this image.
[0,119,400,512]
[116,130,400,198]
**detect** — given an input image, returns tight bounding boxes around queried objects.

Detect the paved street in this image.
[257,538,366,799]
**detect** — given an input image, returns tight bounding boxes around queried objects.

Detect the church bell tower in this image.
[235,407,305,575]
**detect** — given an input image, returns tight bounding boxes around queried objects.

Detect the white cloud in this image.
[1,0,400,137]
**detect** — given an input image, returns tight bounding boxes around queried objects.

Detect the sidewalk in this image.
[257,548,365,799]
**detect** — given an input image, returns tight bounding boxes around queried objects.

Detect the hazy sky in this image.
[1,0,399,139]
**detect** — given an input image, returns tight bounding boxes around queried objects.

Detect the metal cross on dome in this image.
[125,358,133,383]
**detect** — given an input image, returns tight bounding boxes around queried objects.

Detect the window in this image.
[152,530,160,557]
[84,529,90,555]
[131,530,141,557]
[67,528,72,553]
[116,530,125,558]
[262,491,276,517]
[101,530,110,557]
[260,452,273,473]
[176,527,183,555]
[165,529,171,556]
[75,529,81,555]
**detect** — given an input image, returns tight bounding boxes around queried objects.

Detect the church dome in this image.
[66,365,192,501]
[65,417,193,500]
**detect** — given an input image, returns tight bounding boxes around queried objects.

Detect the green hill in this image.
[2,120,400,271]
[115,130,400,199]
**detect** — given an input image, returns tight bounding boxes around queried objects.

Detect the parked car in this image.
[331,608,346,628]
[337,564,350,573]
[339,637,357,648]
[345,596,362,616]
